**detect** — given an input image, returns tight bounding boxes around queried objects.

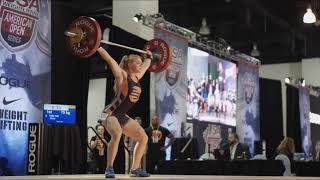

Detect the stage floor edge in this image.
[0,174,319,180]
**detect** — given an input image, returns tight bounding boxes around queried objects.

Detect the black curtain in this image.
[46,2,89,174]
[259,78,283,159]
[286,84,302,153]
[310,95,320,158]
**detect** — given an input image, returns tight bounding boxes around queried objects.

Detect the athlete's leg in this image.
[103,116,122,168]
[122,118,148,170]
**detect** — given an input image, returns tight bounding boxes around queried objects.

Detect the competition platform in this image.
[0,175,319,180]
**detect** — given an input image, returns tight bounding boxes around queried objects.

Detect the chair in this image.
[275,154,292,176]
[252,154,267,160]
[199,153,215,160]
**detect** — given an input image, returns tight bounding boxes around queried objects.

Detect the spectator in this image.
[145,115,175,174]
[228,132,251,160]
[89,124,108,173]
[314,141,320,161]
[274,137,295,173]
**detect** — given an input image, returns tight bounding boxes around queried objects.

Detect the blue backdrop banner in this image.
[299,86,311,159]
[154,27,188,160]
[0,0,51,175]
[236,61,260,157]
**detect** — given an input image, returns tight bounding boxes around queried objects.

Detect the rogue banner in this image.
[0,0,51,175]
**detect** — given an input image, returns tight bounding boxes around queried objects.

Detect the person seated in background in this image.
[145,115,175,174]
[89,124,109,173]
[228,132,251,160]
[314,141,320,161]
[273,137,295,173]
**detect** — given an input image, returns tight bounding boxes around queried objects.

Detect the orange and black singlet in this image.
[103,75,141,125]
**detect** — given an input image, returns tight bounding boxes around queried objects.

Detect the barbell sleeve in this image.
[64,31,77,37]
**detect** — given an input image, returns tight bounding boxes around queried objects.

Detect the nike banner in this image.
[0,0,51,175]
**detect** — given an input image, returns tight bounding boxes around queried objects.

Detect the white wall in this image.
[302,58,320,87]
[87,78,107,143]
[259,62,302,136]
[112,0,158,40]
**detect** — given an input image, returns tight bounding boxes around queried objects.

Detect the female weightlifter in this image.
[97,47,152,178]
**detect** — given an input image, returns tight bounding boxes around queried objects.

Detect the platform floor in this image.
[0,174,319,180]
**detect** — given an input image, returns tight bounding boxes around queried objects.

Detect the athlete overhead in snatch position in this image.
[97,47,152,178]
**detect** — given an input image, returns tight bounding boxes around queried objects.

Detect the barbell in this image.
[64,16,172,73]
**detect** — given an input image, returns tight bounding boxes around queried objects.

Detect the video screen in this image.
[43,104,76,125]
[187,47,237,126]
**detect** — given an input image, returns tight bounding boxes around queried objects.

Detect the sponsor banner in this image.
[27,123,40,175]
[299,86,311,159]
[0,0,51,175]
[154,27,188,160]
[236,61,260,156]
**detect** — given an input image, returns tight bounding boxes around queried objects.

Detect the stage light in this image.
[285,77,291,84]
[133,13,143,23]
[303,8,316,24]
[199,18,210,35]
[250,43,260,57]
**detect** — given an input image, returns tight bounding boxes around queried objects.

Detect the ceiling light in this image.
[199,18,210,35]
[303,8,316,24]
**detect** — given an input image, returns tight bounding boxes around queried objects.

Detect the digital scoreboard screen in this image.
[43,104,76,125]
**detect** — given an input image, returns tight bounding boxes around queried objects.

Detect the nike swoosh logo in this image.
[3,97,21,105]
[167,121,175,127]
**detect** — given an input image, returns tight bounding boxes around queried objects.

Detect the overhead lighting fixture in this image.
[250,43,260,57]
[303,8,316,24]
[133,13,143,23]
[199,18,210,35]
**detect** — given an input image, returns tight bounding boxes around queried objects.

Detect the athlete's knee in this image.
[111,128,122,139]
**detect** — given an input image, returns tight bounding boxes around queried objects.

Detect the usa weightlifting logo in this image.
[0,0,39,52]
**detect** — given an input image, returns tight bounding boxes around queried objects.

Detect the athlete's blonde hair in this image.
[119,54,141,71]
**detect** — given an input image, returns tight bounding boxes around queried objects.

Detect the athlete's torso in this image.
[105,75,142,115]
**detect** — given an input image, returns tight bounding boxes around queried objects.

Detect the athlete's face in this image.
[128,57,142,73]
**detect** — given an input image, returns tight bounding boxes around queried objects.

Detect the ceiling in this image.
[159,0,320,64]
[54,0,320,64]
